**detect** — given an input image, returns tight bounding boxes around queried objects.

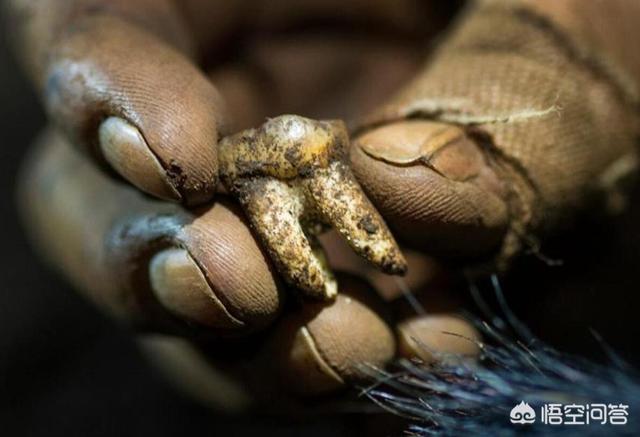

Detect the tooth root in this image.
[304,161,407,275]
[236,178,337,300]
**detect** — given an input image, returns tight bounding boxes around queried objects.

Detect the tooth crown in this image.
[219,115,347,182]
[219,115,406,299]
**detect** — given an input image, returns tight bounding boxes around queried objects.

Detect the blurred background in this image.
[2,4,640,436]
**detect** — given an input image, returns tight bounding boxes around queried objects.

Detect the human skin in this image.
[8,0,640,402]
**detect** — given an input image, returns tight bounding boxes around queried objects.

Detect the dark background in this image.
[2,9,640,437]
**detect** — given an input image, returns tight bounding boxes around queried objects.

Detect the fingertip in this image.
[273,276,396,396]
[397,314,481,363]
[179,202,285,332]
[351,120,509,258]
[99,116,182,201]
[357,120,466,165]
[149,248,245,331]
[45,17,223,206]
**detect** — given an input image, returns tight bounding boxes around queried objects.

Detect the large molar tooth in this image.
[219,115,405,300]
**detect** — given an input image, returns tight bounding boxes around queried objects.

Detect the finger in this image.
[397,315,481,363]
[353,0,640,265]
[321,229,480,363]
[173,198,285,333]
[268,275,395,396]
[144,200,285,333]
[8,1,225,205]
[20,128,283,335]
[149,248,242,330]
[137,276,395,406]
[391,281,481,363]
[351,120,510,260]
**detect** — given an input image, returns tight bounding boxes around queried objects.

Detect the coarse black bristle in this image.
[360,276,640,435]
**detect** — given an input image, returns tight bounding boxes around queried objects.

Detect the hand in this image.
[20,130,480,404]
[349,0,640,267]
[13,0,640,406]
[6,0,443,205]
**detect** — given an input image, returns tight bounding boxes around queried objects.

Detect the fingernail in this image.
[275,290,395,395]
[357,120,461,162]
[149,248,244,330]
[99,117,182,201]
[302,293,395,380]
[282,326,346,395]
[397,315,481,363]
[357,120,489,182]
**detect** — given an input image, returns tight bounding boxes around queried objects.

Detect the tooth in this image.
[234,177,337,299]
[304,161,407,274]
[218,115,405,299]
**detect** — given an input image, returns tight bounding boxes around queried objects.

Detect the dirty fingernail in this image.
[357,120,485,181]
[358,120,463,162]
[99,116,182,201]
[149,248,244,330]
[397,314,481,363]
[274,284,396,395]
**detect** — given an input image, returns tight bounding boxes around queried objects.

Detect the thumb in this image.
[351,0,639,265]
